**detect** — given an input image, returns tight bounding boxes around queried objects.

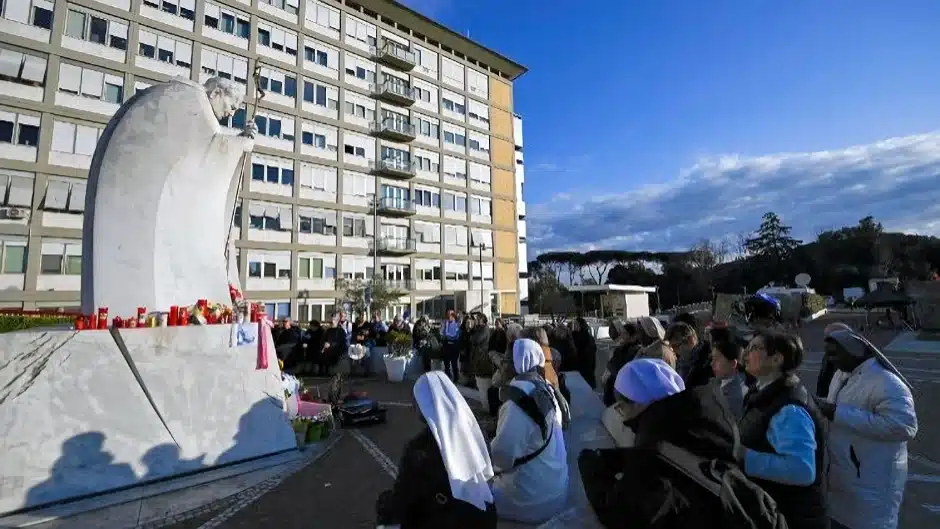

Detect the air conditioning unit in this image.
[5,207,26,219]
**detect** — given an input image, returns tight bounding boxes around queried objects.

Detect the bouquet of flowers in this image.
[282,373,303,399]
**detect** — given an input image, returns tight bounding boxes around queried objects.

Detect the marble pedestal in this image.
[0,325,296,515]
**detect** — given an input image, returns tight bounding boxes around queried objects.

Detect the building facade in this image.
[0,0,526,320]
[512,112,527,312]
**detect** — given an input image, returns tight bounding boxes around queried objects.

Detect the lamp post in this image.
[367,193,379,317]
[475,242,486,317]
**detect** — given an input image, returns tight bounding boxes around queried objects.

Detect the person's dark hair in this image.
[711,334,742,363]
[757,329,804,372]
[665,322,696,345]
[673,312,697,328]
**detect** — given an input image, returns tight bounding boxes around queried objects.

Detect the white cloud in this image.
[527,131,940,256]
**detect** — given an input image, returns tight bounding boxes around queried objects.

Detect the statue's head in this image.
[204,77,244,120]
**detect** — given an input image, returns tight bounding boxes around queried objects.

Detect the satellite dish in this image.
[795,273,812,287]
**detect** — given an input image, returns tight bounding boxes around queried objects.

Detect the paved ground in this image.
[161,316,940,529]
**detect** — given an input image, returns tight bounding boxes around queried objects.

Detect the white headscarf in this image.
[512,338,545,374]
[638,316,666,341]
[413,371,494,510]
[614,358,685,405]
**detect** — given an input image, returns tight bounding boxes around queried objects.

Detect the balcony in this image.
[373,236,417,255]
[377,196,416,217]
[371,79,416,106]
[371,158,416,180]
[376,278,416,291]
[370,39,416,71]
[370,118,417,142]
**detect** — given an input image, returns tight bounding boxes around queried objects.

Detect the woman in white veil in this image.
[376,371,496,529]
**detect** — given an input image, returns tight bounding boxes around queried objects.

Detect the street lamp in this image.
[474,242,487,317]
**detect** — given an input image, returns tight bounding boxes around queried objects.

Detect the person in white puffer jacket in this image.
[816,329,917,529]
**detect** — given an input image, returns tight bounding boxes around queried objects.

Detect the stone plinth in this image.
[0,325,295,515]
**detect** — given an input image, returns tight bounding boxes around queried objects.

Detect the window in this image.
[263,302,291,319]
[467,68,489,98]
[414,154,439,173]
[40,241,82,275]
[343,94,376,122]
[413,188,440,208]
[260,0,299,16]
[303,40,337,71]
[412,85,432,103]
[247,253,291,278]
[0,47,47,87]
[259,67,297,99]
[344,14,376,47]
[297,256,325,279]
[50,120,100,155]
[470,196,491,216]
[442,156,467,182]
[468,162,491,187]
[203,3,250,39]
[201,47,249,84]
[470,229,494,249]
[137,30,192,69]
[142,0,195,21]
[417,262,441,281]
[444,225,469,247]
[414,224,441,244]
[247,203,291,231]
[298,210,336,235]
[2,0,53,30]
[250,156,294,186]
[413,43,437,77]
[302,79,338,109]
[468,131,490,154]
[468,99,490,127]
[254,112,295,142]
[42,178,86,213]
[413,114,439,141]
[0,111,40,147]
[301,122,337,151]
[257,22,298,57]
[299,163,336,194]
[441,57,465,89]
[443,125,466,147]
[343,133,371,159]
[443,192,467,213]
[64,9,128,50]
[304,0,340,33]
[343,54,375,83]
[381,146,410,164]
[341,256,373,280]
[0,171,34,208]
[343,216,368,237]
[344,172,374,197]
[58,63,124,104]
[0,238,26,274]
[442,93,466,117]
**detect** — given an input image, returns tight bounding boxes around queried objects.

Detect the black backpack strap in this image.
[502,384,554,469]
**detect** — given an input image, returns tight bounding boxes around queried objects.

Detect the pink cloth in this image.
[298,401,332,418]
[257,316,273,370]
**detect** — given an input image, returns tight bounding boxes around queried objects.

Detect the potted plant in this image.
[291,418,309,447]
[383,330,413,382]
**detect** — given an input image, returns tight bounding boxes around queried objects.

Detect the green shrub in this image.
[0,315,74,334]
[802,294,827,316]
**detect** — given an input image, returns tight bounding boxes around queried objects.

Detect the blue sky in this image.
[400,0,940,255]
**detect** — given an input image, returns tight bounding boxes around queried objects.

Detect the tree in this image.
[335,278,405,317]
[745,212,802,281]
[582,250,619,284]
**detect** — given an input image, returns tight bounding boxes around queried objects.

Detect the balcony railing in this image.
[370,79,416,106]
[370,39,416,71]
[374,236,417,254]
[376,196,416,216]
[375,278,416,291]
[370,118,416,141]
[370,158,416,179]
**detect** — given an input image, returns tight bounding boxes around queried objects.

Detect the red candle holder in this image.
[168,306,179,326]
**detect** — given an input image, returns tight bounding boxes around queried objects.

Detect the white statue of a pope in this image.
[80,76,256,318]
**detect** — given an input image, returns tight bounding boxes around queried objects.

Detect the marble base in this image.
[0,326,296,515]
[885,331,940,355]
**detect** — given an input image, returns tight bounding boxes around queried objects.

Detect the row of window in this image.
[3,0,499,100]
[0,238,80,276]
[243,254,494,282]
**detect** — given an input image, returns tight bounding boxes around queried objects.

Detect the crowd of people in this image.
[273,297,919,529]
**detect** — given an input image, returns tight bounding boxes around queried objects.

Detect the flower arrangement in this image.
[291,409,333,445]
[386,330,413,358]
[282,373,303,399]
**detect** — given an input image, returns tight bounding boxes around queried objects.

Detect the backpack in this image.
[497,384,555,472]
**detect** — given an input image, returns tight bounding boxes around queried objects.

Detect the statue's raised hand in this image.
[241,120,258,139]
